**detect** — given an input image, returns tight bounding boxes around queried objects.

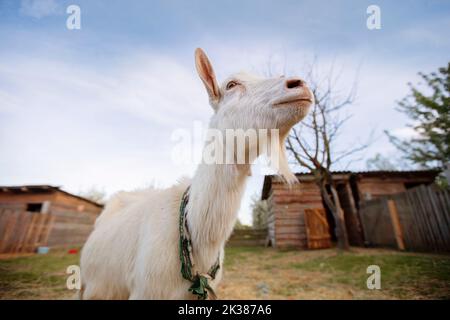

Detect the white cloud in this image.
[19,0,61,19]
[390,127,420,139]
[0,42,429,225]
[0,51,213,196]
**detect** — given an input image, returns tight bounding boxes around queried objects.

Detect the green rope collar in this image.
[179,187,220,300]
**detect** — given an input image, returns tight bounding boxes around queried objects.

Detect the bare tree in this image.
[78,186,107,205]
[286,60,370,250]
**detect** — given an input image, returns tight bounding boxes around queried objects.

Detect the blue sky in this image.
[0,0,449,224]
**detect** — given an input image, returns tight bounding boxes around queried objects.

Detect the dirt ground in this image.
[1,246,449,300]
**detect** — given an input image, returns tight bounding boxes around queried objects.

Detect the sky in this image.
[0,0,449,224]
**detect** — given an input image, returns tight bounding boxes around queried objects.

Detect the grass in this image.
[0,246,449,299]
[290,252,450,299]
[220,247,450,299]
[0,248,80,299]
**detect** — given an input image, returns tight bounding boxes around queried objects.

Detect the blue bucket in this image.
[37,246,50,254]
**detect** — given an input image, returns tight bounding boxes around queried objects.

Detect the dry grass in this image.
[219,247,450,300]
[0,246,449,300]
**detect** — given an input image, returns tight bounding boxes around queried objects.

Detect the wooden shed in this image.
[261,170,439,250]
[0,185,103,254]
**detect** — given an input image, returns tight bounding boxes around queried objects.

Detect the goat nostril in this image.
[286,79,303,89]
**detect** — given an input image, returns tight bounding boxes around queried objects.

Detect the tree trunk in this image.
[329,184,350,250]
[319,183,350,251]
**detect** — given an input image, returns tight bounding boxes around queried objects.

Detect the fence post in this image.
[387,199,405,251]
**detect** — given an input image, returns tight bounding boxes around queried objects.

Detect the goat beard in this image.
[229,131,297,184]
[277,132,298,185]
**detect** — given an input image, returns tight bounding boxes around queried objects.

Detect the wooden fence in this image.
[0,209,54,254]
[359,185,450,252]
[227,229,268,247]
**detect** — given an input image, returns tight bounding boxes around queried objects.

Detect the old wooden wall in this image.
[0,209,54,254]
[46,207,97,247]
[356,179,406,202]
[46,192,100,247]
[359,198,397,247]
[0,207,99,253]
[0,189,102,253]
[269,179,324,249]
[359,185,450,252]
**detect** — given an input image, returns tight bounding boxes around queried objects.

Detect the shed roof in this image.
[261,170,440,200]
[0,185,104,208]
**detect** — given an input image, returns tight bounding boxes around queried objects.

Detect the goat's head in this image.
[195,48,314,183]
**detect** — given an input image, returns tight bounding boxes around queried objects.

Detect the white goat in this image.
[80,48,313,299]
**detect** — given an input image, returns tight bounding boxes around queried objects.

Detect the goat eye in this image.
[226,81,238,90]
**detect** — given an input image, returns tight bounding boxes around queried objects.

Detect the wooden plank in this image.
[30,214,49,249]
[0,209,11,251]
[426,187,450,250]
[406,190,434,250]
[276,234,307,249]
[415,187,442,251]
[36,214,53,247]
[417,186,442,251]
[20,213,39,253]
[0,209,11,237]
[275,232,306,240]
[387,199,405,250]
[310,208,329,226]
[437,190,450,248]
[9,211,30,254]
[274,219,305,227]
[3,210,19,253]
[436,191,450,229]
[394,192,418,251]
[275,224,304,232]
[0,210,18,253]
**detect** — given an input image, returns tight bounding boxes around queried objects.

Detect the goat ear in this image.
[195,48,220,108]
